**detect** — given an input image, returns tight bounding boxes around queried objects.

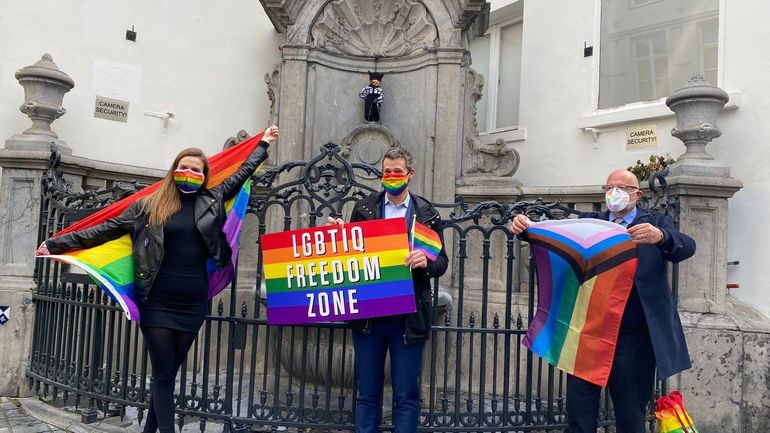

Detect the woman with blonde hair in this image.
[36,126,279,433]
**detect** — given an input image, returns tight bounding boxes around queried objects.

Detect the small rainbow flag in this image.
[412,221,442,262]
[40,133,267,322]
[656,391,699,433]
[522,218,638,386]
[261,217,416,325]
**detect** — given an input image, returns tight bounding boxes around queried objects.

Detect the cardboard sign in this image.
[261,218,415,325]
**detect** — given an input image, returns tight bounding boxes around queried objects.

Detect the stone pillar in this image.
[665,75,742,314]
[276,44,309,165]
[5,54,75,155]
[0,54,75,396]
[431,49,465,204]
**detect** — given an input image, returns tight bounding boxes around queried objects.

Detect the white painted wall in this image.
[504,0,770,317]
[0,0,281,170]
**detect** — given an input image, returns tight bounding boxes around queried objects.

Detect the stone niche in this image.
[262,0,489,205]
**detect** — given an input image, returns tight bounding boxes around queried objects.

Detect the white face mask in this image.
[606,187,631,213]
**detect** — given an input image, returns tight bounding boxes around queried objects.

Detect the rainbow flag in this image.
[522,218,638,386]
[656,391,699,433]
[261,217,415,325]
[41,132,266,322]
[411,221,442,261]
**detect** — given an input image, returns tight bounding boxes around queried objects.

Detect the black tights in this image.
[141,327,197,433]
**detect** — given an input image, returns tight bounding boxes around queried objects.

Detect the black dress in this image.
[139,193,211,332]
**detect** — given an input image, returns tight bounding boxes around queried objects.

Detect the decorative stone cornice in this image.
[445,0,489,30]
[283,45,464,73]
[261,0,490,43]
[259,0,302,33]
[0,149,165,183]
[311,0,438,57]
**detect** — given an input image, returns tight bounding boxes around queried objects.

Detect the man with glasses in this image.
[511,168,696,433]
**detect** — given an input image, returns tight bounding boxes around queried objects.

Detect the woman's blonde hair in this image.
[139,148,210,226]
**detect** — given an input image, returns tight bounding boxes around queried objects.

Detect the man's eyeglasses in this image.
[601,185,639,193]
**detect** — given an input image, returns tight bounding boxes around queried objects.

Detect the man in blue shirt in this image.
[511,168,696,433]
[329,148,448,433]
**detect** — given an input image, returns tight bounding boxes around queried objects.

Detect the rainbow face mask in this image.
[382,173,409,195]
[174,169,205,194]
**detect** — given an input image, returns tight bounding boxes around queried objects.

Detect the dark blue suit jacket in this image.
[579,207,696,378]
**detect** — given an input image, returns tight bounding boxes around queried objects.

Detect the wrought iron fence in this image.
[28,142,677,432]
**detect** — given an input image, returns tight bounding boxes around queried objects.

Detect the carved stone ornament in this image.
[462,68,519,178]
[14,53,75,139]
[222,130,251,150]
[340,123,400,167]
[264,64,281,126]
[665,73,729,162]
[310,0,438,57]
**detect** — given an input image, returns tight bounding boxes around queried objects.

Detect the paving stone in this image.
[12,422,53,433]
[4,407,29,417]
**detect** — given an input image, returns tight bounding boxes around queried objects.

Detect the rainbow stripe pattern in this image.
[42,133,266,322]
[656,391,699,433]
[522,218,638,386]
[381,173,409,195]
[412,221,442,261]
[173,168,205,193]
[261,217,416,325]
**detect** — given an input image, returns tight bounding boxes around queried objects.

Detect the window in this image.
[599,0,719,109]
[469,15,523,133]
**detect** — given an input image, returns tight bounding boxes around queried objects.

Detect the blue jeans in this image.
[352,318,425,433]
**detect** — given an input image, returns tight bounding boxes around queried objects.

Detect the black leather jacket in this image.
[45,142,270,302]
[348,191,449,345]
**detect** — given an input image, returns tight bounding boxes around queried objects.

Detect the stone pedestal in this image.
[663,75,769,431]
[677,301,770,433]
[664,76,743,314]
[667,176,742,314]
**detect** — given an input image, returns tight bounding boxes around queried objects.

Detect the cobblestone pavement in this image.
[0,397,228,433]
[0,397,66,433]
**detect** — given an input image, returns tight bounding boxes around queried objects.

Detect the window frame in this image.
[591,0,726,113]
[630,0,664,9]
[472,9,523,135]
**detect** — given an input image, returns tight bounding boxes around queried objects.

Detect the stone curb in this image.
[15,398,132,433]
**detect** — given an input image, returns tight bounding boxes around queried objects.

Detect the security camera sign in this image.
[94,96,129,123]
[0,306,9,325]
[626,124,658,150]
